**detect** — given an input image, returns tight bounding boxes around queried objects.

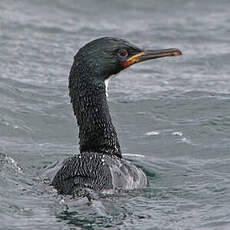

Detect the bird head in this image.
[73,37,182,83]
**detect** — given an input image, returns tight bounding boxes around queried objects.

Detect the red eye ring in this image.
[117,49,128,59]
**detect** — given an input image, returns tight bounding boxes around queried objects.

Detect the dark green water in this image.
[1,0,230,229]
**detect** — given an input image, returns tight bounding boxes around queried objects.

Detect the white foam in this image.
[172,131,183,136]
[123,153,145,158]
[145,131,160,136]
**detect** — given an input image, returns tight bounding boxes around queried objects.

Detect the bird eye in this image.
[117,49,128,59]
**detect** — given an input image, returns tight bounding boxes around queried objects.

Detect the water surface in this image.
[1,0,230,229]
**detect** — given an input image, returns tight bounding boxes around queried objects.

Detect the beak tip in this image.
[174,49,182,56]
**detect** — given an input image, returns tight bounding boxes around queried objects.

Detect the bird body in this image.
[44,37,182,195]
[51,152,147,195]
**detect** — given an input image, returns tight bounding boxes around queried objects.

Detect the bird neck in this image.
[69,64,122,158]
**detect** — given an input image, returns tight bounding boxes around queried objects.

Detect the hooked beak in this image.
[122,48,182,68]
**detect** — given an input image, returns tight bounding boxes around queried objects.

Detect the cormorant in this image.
[45,37,182,195]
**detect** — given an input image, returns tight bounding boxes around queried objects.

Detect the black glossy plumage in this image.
[52,153,113,194]
[50,37,148,195]
[68,37,141,158]
[69,59,121,157]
